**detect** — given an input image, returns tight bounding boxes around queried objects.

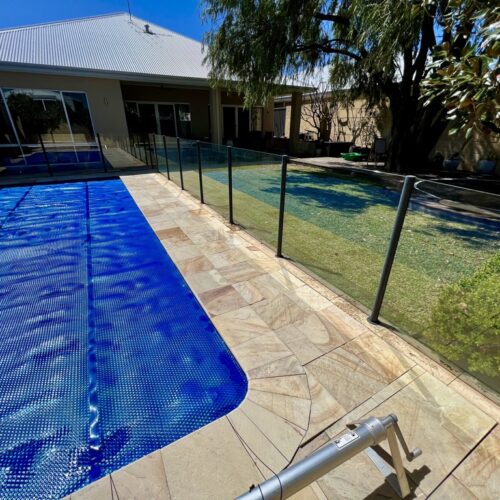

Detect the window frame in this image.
[0,87,98,167]
[124,100,192,138]
[221,105,263,139]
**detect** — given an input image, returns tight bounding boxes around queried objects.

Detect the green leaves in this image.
[421,2,500,137]
[202,0,326,105]
[426,253,500,377]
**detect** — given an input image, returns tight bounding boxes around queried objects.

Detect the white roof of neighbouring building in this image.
[0,12,210,84]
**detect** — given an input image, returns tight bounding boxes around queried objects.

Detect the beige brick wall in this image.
[432,124,500,172]
[282,97,390,146]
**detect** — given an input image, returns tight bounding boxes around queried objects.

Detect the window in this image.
[124,102,140,134]
[3,88,71,145]
[63,92,95,143]
[0,93,23,166]
[124,101,192,139]
[175,104,192,138]
[0,94,17,145]
[158,104,176,136]
[251,107,263,132]
[137,103,157,134]
[0,88,97,166]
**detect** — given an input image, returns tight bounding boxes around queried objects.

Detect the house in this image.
[0,13,306,170]
[274,93,392,156]
[275,90,498,170]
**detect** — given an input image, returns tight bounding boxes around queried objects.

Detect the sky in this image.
[0,0,207,40]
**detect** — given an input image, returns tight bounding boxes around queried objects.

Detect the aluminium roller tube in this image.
[236,415,403,500]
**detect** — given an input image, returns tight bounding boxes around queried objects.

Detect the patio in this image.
[68,173,499,500]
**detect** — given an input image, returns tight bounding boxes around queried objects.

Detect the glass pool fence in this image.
[159,137,500,396]
[1,133,498,396]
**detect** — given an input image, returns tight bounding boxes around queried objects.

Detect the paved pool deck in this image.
[68,173,499,500]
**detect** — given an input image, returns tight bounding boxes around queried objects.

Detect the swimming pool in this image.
[0,179,247,498]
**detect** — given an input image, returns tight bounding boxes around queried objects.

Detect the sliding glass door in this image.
[158,104,176,136]
[0,88,98,171]
[124,101,192,139]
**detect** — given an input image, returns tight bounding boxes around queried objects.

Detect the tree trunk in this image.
[385,94,448,173]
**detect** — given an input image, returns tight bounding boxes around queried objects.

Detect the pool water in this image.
[0,179,247,498]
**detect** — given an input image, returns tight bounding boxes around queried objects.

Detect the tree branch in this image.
[314,13,350,26]
[412,6,437,94]
[293,43,362,61]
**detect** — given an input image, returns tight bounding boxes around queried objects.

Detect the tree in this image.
[7,92,63,143]
[333,97,383,148]
[301,84,335,141]
[301,84,383,145]
[426,252,500,377]
[422,3,500,140]
[203,0,498,172]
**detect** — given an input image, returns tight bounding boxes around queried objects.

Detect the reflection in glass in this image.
[175,104,191,138]
[0,93,18,145]
[124,101,192,139]
[158,104,176,136]
[0,88,97,169]
[137,103,157,134]
[62,92,95,143]
[3,88,70,144]
[124,102,140,134]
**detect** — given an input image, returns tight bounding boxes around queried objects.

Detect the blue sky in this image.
[0,0,207,40]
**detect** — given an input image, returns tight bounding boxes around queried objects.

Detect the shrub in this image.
[426,253,500,377]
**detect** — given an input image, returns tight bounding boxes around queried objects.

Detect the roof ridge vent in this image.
[144,23,154,35]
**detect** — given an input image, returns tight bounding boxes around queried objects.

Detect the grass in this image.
[166,160,500,390]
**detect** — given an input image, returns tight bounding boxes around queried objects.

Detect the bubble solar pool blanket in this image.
[0,179,247,499]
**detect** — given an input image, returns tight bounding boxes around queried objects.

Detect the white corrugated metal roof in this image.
[0,13,209,82]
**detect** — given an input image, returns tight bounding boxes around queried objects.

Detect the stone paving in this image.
[69,173,499,500]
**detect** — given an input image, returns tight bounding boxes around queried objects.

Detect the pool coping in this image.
[67,173,500,500]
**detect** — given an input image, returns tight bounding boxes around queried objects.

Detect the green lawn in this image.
[165,163,500,390]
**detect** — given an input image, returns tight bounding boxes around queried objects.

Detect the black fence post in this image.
[151,134,159,171]
[142,135,147,164]
[197,141,205,203]
[39,135,54,176]
[146,135,154,168]
[177,137,185,190]
[368,175,416,324]
[137,135,144,164]
[96,133,107,172]
[162,136,171,180]
[227,146,234,224]
[276,155,289,257]
[132,135,138,159]
[135,135,141,161]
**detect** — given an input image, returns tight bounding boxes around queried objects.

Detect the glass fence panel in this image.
[231,147,283,248]
[73,143,102,170]
[1,142,104,177]
[282,161,404,310]
[100,135,149,171]
[380,179,500,392]
[178,139,201,200]
[153,135,169,176]
[160,136,182,187]
[198,141,229,217]
[0,145,48,177]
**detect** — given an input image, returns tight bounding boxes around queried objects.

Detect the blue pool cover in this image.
[0,179,247,498]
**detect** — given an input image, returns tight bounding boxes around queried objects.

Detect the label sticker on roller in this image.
[334,431,359,449]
